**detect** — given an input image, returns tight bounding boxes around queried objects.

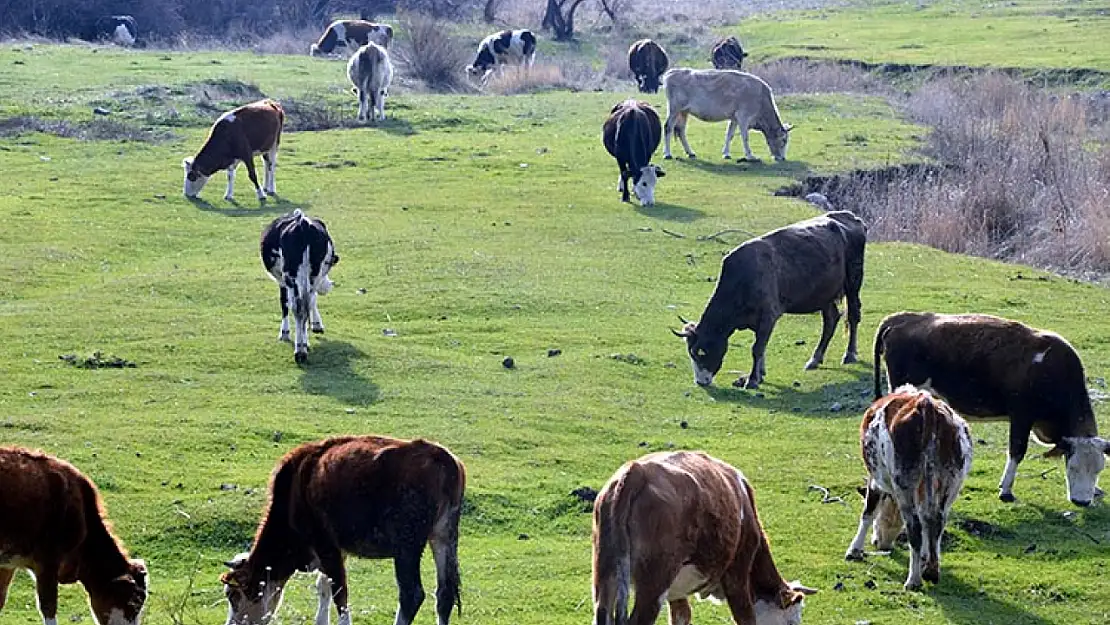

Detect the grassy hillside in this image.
[1,29,1109,625]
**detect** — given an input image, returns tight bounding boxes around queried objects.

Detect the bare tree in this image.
[482,0,503,23]
[542,0,587,40]
[597,0,630,24]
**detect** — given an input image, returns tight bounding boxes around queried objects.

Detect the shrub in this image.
[394,14,472,92]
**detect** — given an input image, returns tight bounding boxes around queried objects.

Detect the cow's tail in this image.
[873,318,892,400]
[592,463,642,625]
[424,441,465,618]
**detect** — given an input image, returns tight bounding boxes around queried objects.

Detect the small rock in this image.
[679,420,688,429]
[135,451,142,458]
[755,392,765,399]
[357,287,367,294]
[383,328,397,337]
[863,579,877,590]
[793,380,801,387]
[346,408,356,414]
[547,348,562,357]
[154,194,166,200]
[977,438,989,446]
[805,192,834,211]
[517,533,529,540]
[220,483,237,491]
[791,406,802,413]
[638,441,648,447]
[571,486,598,502]
[833,581,845,591]
[502,357,515,369]
[93,106,110,116]
[665,441,675,449]
[830,402,844,413]
[664,362,676,368]
[39,156,51,162]
[272,431,283,443]
[794,339,806,346]
[175,482,184,489]
[1024,543,1037,554]
[854,621,871,625]
[161,480,169,486]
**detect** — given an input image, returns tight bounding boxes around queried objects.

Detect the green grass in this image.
[0,38,1109,625]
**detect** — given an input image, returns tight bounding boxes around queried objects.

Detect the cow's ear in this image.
[1100,438,1110,455]
[182,157,193,170]
[784,123,795,132]
[1044,441,1071,458]
[654,165,666,178]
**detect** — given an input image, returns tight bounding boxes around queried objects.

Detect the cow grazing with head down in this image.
[311,19,393,56]
[592,451,816,625]
[674,211,866,389]
[220,435,465,625]
[466,29,537,83]
[90,15,137,46]
[183,99,283,202]
[662,68,793,162]
[845,386,973,590]
[261,210,338,365]
[347,42,394,122]
[874,312,1110,506]
[602,100,665,206]
[711,36,748,70]
[627,39,669,93]
[0,447,149,625]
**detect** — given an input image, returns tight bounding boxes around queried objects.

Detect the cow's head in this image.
[871,494,902,550]
[632,165,664,206]
[465,64,487,79]
[221,553,289,625]
[182,157,210,198]
[88,558,148,625]
[753,581,816,625]
[1044,436,1110,506]
[767,124,793,162]
[672,320,727,386]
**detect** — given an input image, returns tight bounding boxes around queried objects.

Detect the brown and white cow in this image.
[311,19,393,56]
[347,42,394,122]
[0,447,149,625]
[627,39,669,94]
[221,436,464,625]
[874,312,1110,506]
[592,451,816,625]
[183,99,283,202]
[711,36,748,70]
[844,386,973,590]
[662,68,792,162]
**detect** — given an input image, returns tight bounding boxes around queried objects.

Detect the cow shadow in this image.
[676,156,811,177]
[189,195,306,217]
[701,362,874,418]
[933,573,1057,625]
[365,117,416,136]
[635,201,707,222]
[943,502,1110,560]
[299,338,380,406]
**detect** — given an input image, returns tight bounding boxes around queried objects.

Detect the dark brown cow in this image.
[845,386,972,590]
[874,312,1110,506]
[627,39,669,93]
[0,447,148,625]
[182,99,283,202]
[592,451,815,625]
[711,36,748,70]
[674,211,867,388]
[221,436,465,625]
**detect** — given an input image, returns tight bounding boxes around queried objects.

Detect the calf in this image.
[260,210,338,364]
[602,100,665,206]
[311,19,393,55]
[0,447,148,625]
[874,311,1110,506]
[845,386,972,590]
[662,68,793,162]
[711,36,748,70]
[674,211,866,388]
[347,42,394,122]
[466,29,537,83]
[627,39,669,93]
[592,451,816,625]
[221,436,465,625]
[182,99,283,202]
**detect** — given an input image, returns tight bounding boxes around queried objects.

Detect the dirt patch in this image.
[779,56,1110,88]
[0,115,174,142]
[774,163,949,207]
[59,352,137,369]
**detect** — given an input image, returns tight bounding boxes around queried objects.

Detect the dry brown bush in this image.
[394,14,473,92]
[482,63,596,95]
[749,58,887,95]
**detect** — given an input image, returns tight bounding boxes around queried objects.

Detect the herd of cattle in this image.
[1,16,1108,625]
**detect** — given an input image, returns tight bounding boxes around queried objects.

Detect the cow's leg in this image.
[1000,420,1032,502]
[0,567,14,610]
[318,551,351,625]
[243,157,266,201]
[278,285,291,341]
[392,551,426,625]
[263,146,278,196]
[224,162,237,201]
[843,255,864,364]
[722,120,736,159]
[675,113,696,159]
[845,481,884,560]
[315,571,334,625]
[619,163,632,203]
[721,569,757,625]
[293,288,310,364]
[310,290,325,333]
[806,302,842,370]
[667,598,692,625]
[378,88,387,121]
[900,500,925,590]
[663,111,677,159]
[431,526,461,625]
[32,564,59,625]
[741,317,776,389]
[922,507,945,584]
[738,123,758,161]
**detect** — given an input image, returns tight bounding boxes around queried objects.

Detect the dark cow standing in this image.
[221,436,465,625]
[874,312,1110,506]
[674,211,866,388]
[627,39,669,93]
[261,210,338,364]
[711,36,748,70]
[89,15,137,46]
[602,100,665,206]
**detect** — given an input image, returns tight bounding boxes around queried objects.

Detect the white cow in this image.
[347,42,393,122]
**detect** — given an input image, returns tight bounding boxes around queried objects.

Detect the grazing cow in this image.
[466,29,537,83]
[673,211,866,389]
[592,451,816,625]
[844,386,973,590]
[221,436,465,625]
[0,447,148,625]
[91,15,137,47]
[347,42,394,122]
[711,36,748,70]
[662,68,793,162]
[874,312,1110,506]
[602,100,665,206]
[627,39,669,93]
[261,210,338,365]
[311,20,393,55]
[182,99,283,202]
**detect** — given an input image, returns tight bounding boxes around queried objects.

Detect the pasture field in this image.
[2,9,1110,625]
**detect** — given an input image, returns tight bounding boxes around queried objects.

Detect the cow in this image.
[310,19,393,56]
[627,39,669,93]
[261,210,338,365]
[673,211,866,389]
[592,450,816,625]
[182,99,283,202]
[0,447,149,625]
[844,386,973,590]
[466,29,537,84]
[347,42,394,122]
[90,15,137,47]
[873,311,1110,506]
[220,436,465,625]
[602,100,665,206]
[711,36,748,70]
[661,68,793,162]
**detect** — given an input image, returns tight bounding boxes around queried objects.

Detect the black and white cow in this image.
[311,19,393,56]
[92,15,137,47]
[260,210,339,364]
[466,29,537,83]
[602,99,665,206]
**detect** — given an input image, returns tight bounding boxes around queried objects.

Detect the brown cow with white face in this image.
[182,99,283,202]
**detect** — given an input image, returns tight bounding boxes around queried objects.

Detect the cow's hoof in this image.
[804,358,821,371]
[663,154,673,160]
[722,155,731,160]
[739,156,762,163]
[278,332,291,343]
[903,579,923,592]
[845,549,866,562]
[223,195,234,202]
[733,376,761,389]
[311,324,325,334]
[923,568,940,584]
[999,492,1017,503]
[687,153,698,160]
[294,351,308,365]
[843,352,859,365]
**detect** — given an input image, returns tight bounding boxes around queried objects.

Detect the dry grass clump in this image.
[0,115,173,142]
[394,14,473,93]
[482,63,595,95]
[749,58,888,95]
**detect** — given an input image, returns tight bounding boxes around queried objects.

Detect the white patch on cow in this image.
[314,572,332,625]
[753,596,804,625]
[1033,351,1046,364]
[1062,437,1107,506]
[113,24,135,47]
[264,146,278,196]
[999,455,1019,498]
[224,162,238,201]
[632,165,659,206]
[44,618,58,625]
[666,565,709,601]
[334,22,348,47]
[293,247,313,356]
[182,158,210,198]
[219,111,237,125]
[690,358,714,386]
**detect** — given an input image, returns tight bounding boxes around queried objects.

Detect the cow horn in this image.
[670,327,687,337]
[677,314,690,324]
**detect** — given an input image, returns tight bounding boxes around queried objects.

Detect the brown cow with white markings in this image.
[182,99,283,202]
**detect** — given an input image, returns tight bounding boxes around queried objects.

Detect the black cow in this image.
[602,100,665,206]
[466,29,537,83]
[260,210,338,364]
[674,211,866,388]
[628,39,669,93]
[90,15,137,46]
[874,311,1110,506]
[711,36,748,70]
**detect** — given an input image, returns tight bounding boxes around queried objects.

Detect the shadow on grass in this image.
[674,156,812,177]
[635,201,707,222]
[934,573,1057,625]
[300,339,380,406]
[947,502,1110,560]
[701,360,873,417]
[189,195,308,217]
